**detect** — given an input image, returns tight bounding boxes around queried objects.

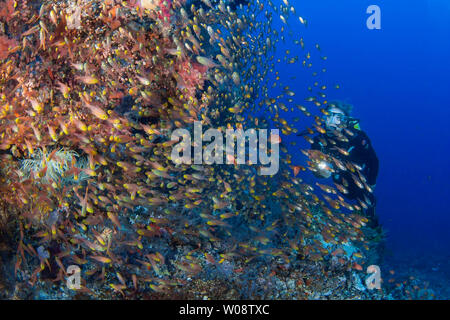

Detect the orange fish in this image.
[84,101,108,120]
[331,248,344,256]
[290,165,304,177]
[76,75,99,85]
[90,255,112,264]
[270,133,281,144]
[353,262,363,271]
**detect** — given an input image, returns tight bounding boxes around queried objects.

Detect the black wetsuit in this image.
[311,127,379,225]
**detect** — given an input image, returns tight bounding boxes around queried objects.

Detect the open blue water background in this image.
[271,0,450,294]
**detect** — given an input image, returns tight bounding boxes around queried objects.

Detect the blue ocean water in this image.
[278,0,450,297]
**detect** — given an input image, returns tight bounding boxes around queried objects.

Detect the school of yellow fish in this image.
[0,0,373,298]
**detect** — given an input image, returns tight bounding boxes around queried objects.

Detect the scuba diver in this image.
[305,101,379,227]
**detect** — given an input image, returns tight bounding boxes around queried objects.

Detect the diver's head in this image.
[324,101,353,131]
[325,106,346,130]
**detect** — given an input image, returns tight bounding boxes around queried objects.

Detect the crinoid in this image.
[20,148,89,185]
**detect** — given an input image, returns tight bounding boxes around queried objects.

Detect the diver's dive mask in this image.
[324,109,346,129]
[323,107,361,131]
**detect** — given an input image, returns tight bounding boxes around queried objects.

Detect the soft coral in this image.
[175,58,207,97]
[0,0,15,23]
[0,35,18,60]
[137,0,173,21]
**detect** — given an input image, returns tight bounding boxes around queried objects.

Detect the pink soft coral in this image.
[175,59,207,98]
[0,35,18,60]
[158,0,172,21]
[0,0,15,23]
[139,0,175,22]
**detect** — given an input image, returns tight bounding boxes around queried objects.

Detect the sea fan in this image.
[20,148,89,185]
